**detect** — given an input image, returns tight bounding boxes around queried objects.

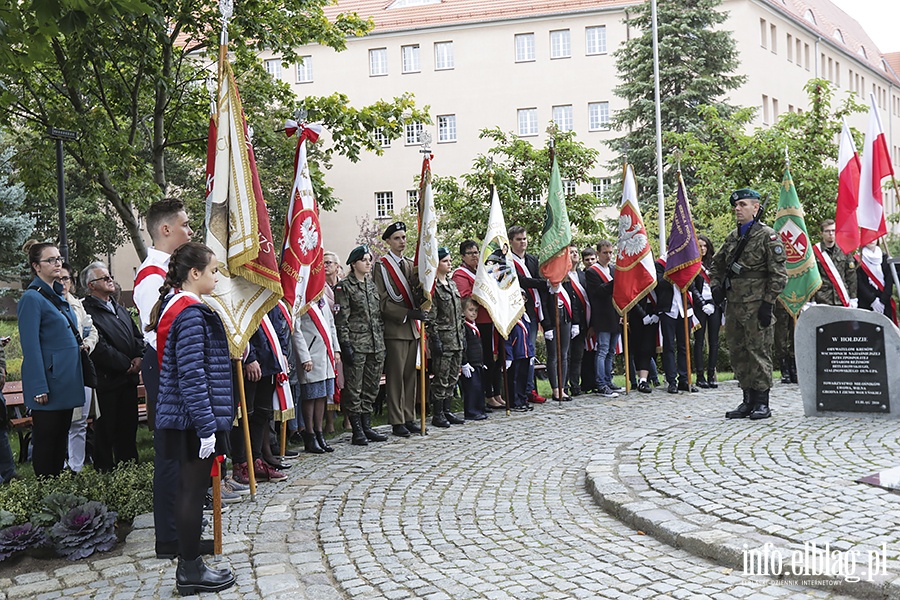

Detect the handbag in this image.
[29,285,98,388]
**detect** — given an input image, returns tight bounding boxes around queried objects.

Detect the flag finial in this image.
[487,156,494,187]
[785,144,790,167]
[673,148,682,173]
[420,131,432,154]
[219,0,232,46]
[293,108,308,125]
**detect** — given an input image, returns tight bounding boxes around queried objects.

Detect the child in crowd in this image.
[504,300,534,412]
[460,298,487,420]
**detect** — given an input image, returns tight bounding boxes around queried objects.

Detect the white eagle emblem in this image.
[296,216,319,253]
[618,214,648,257]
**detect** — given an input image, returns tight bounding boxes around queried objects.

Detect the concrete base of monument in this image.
[796,305,900,418]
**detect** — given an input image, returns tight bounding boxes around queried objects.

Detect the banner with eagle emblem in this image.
[612,164,657,314]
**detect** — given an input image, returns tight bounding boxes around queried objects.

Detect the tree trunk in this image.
[97,170,148,262]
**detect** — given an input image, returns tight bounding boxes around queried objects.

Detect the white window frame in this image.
[515,33,535,62]
[585,26,607,55]
[434,41,454,70]
[265,59,282,80]
[588,102,610,131]
[374,128,391,148]
[296,56,313,83]
[518,108,538,136]
[592,178,612,200]
[438,114,457,143]
[552,105,573,132]
[407,190,419,208]
[401,44,420,73]
[376,192,394,218]
[405,122,424,145]
[550,30,571,59]
[369,48,388,76]
[563,180,577,197]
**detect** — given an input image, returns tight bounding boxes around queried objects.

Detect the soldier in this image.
[813,219,857,307]
[426,248,466,427]
[374,222,426,438]
[334,245,387,446]
[711,188,788,420]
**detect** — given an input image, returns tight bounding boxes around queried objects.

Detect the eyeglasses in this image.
[90,275,114,284]
[324,261,336,265]
[58,276,71,282]
[40,256,63,265]
[463,251,479,256]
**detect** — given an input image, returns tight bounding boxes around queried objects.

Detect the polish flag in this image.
[857,94,894,246]
[834,119,861,254]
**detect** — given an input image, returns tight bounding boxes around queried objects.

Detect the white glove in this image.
[642,314,659,326]
[702,303,715,315]
[505,360,513,369]
[544,330,554,341]
[849,298,858,309]
[199,434,216,459]
[530,356,536,365]
[872,298,885,314]
[461,363,474,378]
[571,324,580,338]
[802,301,816,311]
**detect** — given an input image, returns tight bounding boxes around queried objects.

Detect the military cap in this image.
[381,221,407,240]
[729,188,761,207]
[346,244,369,265]
[438,246,450,260]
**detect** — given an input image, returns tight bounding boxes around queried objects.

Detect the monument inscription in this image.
[815,320,888,413]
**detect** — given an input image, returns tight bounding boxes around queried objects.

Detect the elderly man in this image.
[81,262,144,471]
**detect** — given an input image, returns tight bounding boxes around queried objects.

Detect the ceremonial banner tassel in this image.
[775,165,822,318]
[613,164,657,315]
[835,119,861,254]
[280,121,325,316]
[858,93,893,247]
[663,172,702,292]
[472,185,526,339]
[204,53,283,358]
[539,155,573,287]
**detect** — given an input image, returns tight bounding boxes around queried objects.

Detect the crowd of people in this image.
[1,189,894,594]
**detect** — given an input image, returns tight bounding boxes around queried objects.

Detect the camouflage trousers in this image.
[773,301,795,361]
[342,350,385,415]
[724,300,774,391]
[430,350,463,411]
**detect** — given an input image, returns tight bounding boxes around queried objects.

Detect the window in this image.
[407,190,418,208]
[552,105,573,132]
[405,122,424,145]
[804,43,810,70]
[265,59,282,80]
[586,26,607,55]
[434,42,454,70]
[804,9,816,24]
[374,128,391,148]
[517,108,538,136]
[762,94,770,125]
[796,39,802,67]
[772,98,779,119]
[401,45,420,73]
[858,46,867,59]
[770,24,777,53]
[376,192,394,218]
[550,30,571,59]
[833,29,844,44]
[563,180,577,197]
[592,178,611,200]
[296,56,313,83]
[438,115,457,142]
[588,102,610,131]
[835,61,840,86]
[515,33,535,62]
[786,34,793,62]
[369,48,388,76]
[759,19,767,49]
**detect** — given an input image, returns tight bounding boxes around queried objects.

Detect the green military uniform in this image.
[334,274,385,418]
[813,243,857,306]
[426,277,465,427]
[773,301,796,383]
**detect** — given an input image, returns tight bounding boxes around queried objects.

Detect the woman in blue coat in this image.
[17,241,84,477]
[146,242,235,596]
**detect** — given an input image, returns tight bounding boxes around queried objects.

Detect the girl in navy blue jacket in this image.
[146,242,235,596]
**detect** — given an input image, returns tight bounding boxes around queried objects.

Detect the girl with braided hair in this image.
[145,241,235,595]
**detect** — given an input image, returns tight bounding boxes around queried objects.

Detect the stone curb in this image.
[584,423,900,600]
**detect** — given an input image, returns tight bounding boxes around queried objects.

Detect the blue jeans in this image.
[594,331,618,388]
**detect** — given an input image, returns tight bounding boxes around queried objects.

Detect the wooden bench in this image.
[2,380,148,463]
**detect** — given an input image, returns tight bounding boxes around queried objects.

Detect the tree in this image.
[0,1,428,263]
[0,137,35,282]
[432,126,604,252]
[668,79,866,245]
[610,0,745,200]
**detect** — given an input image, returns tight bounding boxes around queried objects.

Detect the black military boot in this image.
[348,413,369,446]
[749,389,772,420]
[444,399,465,424]
[707,371,718,389]
[314,431,334,452]
[790,358,798,384]
[780,358,791,384]
[176,556,235,596]
[725,389,753,419]
[432,399,450,428]
[301,431,325,454]
[361,413,387,442]
[696,372,709,389]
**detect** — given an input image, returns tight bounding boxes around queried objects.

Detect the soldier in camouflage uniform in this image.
[426,248,466,428]
[334,245,386,446]
[813,219,858,307]
[710,188,788,420]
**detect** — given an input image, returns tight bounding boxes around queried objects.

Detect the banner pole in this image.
[235,359,256,500]
[683,290,692,387]
[420,329,427,435]
[623,313,631,394]
[555,292,563,404]
[212,456,223,558]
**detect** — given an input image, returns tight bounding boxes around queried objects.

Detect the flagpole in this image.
[682,290,692,387]
[622,313,631,394]
[650,0,666,251]
[420,330,427,435]
[235,359,257,500]
[211,457,223,558]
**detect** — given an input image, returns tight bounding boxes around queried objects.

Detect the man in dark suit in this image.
[508,226,549,404]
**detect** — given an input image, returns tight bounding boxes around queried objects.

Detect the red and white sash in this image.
[260,314,295,421]
[588,263,613,284]
[856,252,898,321]
[307,301,336,371]
[134,265,167,290]
[453,266,475,285]
[813,244,850,307]
[556,286,573,319]
[379,254,416,309]
[511,253,543,321]
[156,291,202,368]
[464,320,480,338]
[277,300,293,333]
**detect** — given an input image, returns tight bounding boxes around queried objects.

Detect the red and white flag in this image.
[280,121,325,316]
[415,153,439,310]
[612,164,657,314]
[858,94,894,247]
[835,119,861,254]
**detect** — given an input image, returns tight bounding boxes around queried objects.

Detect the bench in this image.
[2,380,147,464]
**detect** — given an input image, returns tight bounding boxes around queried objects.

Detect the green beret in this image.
[729,188,761,206]
[346,244,369,265]
[438,246,449,260]
[381,221,407,240]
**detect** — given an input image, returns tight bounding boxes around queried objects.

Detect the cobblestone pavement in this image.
[1,381,877,599]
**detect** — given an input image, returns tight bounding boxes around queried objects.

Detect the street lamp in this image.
[46,126,78,263]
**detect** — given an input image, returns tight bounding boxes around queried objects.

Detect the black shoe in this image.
[281,448,300,457]
[176,556,235,596]
[570,388,582,397]
[707,372,718,388]
[667,382,679,394]
[405,421,422,434]
[467,414,488,421]
[678,382,699,393]
[349,413,369,446]
[749,389,772,420]
[696,377,710,389]
[288,431,304,446]
[511,405,529,412]
[361,414,387,442]
[432,413,451,428]
[302,431,325,454]
[444,412,465,425]
[637,381,652,393]
[315,431,334,452]
[726,390,753,419]
[780,358,791,384]
[608,384,624,392]
[265,458,292,470]
[392,424,411,438]
[203,493,230,513]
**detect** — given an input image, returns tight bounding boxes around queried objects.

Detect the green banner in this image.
[774,167,822,318]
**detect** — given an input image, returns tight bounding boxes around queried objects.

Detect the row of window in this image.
[514,26,607,62]
[265,56,313,83]
[370,41,454,76]
[373,178,613,218]
[760,94,805,125]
